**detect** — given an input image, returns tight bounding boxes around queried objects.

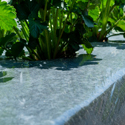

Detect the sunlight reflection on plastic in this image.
[20,72,23,83]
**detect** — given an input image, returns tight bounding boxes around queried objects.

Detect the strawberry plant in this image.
[2,0,125,61]
[88,0,125,42]
[6,0,94,61]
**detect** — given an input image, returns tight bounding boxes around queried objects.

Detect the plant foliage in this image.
[0,1,17,31]
[5,0,94,60]
[0,0,125,61]
[88,0,125,41]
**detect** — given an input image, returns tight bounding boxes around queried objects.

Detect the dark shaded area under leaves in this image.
[0,54,102,71]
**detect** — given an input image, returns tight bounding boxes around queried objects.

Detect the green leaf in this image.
[0,1,17,30]
[76,1,88,10]
[117,20,125,31]
[14,0,40,20]
[69,31,81,44]
[28,35,39,49]
[115,0,125,6]
[29,18,47,38]
[20,38,27,45]
[82,41,94,54]
[114,26,124,32]
[70,42,79,51]
[0,77,14,83]
[82,15,94,28]
[5,50,13,57]
[14,2,30,20]
[0,71,7,78]
[75,23,86,34]
[0,33,16,47]
[11,42,24,57]
[88,6,100,21]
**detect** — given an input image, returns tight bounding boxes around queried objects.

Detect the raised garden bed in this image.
[0,0,125,124]
[0,41,125,125]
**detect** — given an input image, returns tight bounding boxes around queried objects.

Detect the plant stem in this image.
[26,46,40,60]
[20,21,29,41]
[13,26,22,39]
[99,0,111,40]
[70,17,78,31]
[53,0,76,58]
[52,8,57,47]
[109,4,116,14]
[59,9,63,32]
[44,29,51,59]
[43,0,51,59]
[25,20,29,27]
[44,0,48,21]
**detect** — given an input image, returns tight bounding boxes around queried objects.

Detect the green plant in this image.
[0,1,17,57]
[4,0,94,61]
[88,0,125,42]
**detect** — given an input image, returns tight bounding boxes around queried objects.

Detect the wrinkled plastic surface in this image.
[0,42,125,125]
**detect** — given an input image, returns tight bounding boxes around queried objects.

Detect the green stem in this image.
[86,0,90,10]
[44,29,51,59]
[109,4,116,14]
[53,0,76,58]
[25,20,29,27]
[70,13,72,32]
[53,8,59,48]
[26,46,41,60]
[59,9,63,32]
[54,9,59,35]
[43,0,51,59]
[20,21,29,41]
[99,0,111,40]
[70,17,78,31]
[40,9,44,20]
[13,26,22,39]
[44,0,48,21]
[51,8,57,49]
